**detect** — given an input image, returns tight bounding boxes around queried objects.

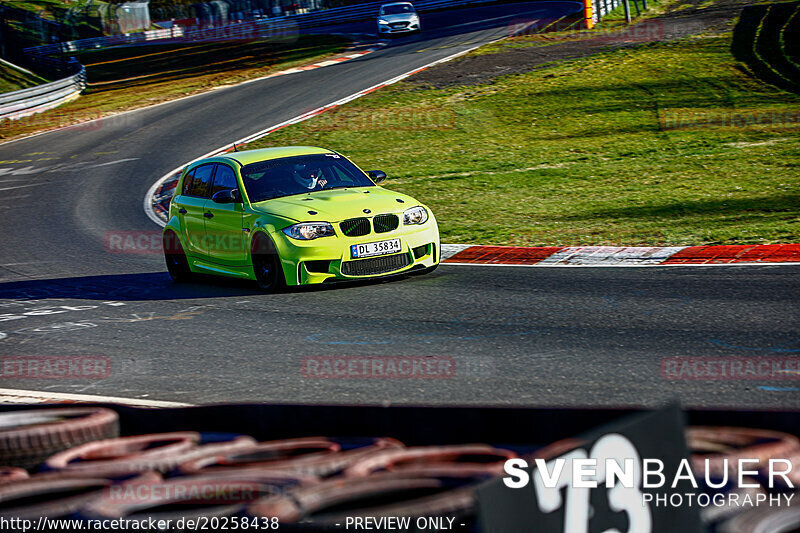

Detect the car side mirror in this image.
[367,170,387,183]
[212,189,241,204]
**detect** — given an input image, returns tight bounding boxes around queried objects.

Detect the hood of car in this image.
[379,13,417,22]
[250,187,419,222]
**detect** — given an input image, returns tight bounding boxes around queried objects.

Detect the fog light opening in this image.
[412,244,431,259]
[305,260,331,274]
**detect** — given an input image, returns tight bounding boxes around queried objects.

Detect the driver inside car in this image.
[292,164,327,190]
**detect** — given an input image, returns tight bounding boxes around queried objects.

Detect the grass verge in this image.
[0,34,348,141]
[246,34,800,246]
[471,0,676,57]
[0,61,47,93]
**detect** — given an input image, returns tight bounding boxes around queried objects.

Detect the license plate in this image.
[351,239,402,259]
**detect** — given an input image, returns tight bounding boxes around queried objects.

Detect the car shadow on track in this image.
[0,271,426,301]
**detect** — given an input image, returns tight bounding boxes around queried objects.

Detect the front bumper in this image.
[378,22,420,34]
[270,214,440,286]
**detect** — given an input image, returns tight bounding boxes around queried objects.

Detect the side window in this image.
[184,164,215,198]
[210,165,238,196]
[181,168,195,196]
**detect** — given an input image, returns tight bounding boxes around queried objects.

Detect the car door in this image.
[203,163,247,266]
[173,163,215,257]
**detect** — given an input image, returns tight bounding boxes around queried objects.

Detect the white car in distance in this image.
[377,2,422,36]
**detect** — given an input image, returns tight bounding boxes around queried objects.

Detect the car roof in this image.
[218,146,334,166]
[380,2,414,7]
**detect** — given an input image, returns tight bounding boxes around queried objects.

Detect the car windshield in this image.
[241,153,376,203]
[381,4,415,15]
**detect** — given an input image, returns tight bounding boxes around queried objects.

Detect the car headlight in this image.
[378,18,388,25]
[403,206,428,225]
[282,222,335,240]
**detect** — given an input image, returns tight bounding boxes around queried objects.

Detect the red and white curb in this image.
[0,388,192,407]
[440,244,800,266]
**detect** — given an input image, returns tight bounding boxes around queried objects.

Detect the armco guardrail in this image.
[24,0,502,58]
[592,0,623,21]
[0,64,87,121]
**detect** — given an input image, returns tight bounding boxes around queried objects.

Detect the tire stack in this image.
[0,408,119,470]
[248,444,516,531]
[687,427,800,532]
[0,406,797,532]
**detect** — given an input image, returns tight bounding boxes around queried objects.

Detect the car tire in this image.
[163,231,192,283]
[344,444,514,477]
[0,476,116,520]
[178,437,338,474]
[688,426,800,479]
[0,467,29,484]
[45,432,201,477]
[252,234,286,292]
[0,407,119,470]
[248,471,479,527]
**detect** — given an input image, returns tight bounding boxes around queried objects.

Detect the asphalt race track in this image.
[0,3,798,409]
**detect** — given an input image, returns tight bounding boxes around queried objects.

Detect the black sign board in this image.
[476,404,703,533]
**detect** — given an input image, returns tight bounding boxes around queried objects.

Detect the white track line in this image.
[0,388,192,407]
[144,38,506,228]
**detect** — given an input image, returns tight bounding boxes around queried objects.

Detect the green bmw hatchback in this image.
[163,146,440,291]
